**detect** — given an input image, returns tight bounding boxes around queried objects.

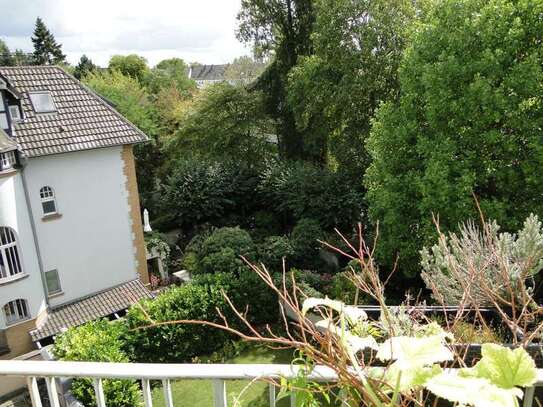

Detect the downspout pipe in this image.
[19,157,50,307]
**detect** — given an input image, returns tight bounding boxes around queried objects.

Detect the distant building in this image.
[188,62,267,88]
[0,66,152,379]
[188,64,229,88]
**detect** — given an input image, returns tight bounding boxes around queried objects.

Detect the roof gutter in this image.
[19,158,50,307]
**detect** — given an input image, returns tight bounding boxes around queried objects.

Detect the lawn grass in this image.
[152,344,294,407]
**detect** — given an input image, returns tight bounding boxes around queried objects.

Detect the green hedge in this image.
[124,283,232,363]
[53,320,141,407]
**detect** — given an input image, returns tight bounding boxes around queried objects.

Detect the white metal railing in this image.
[0,360,542,407]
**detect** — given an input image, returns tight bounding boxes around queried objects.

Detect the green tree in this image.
[170,82,274,165]
[145,58,196,134]
[108,54,149,82]
[237,0,316,162]
[146,57,195,95]
[31,17,66,65]
[84,70,160,209]
[73,54,98,79]
[365,0,543,277]
[224,55,267,84]
[0,39,14,66]
[287,0,417,174]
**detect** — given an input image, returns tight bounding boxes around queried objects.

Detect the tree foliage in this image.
[171,82,274,165]
[224,56,267,84]
[108,54,149,82]
[287,0,417,174]
[365,0,543,276]
[31,17,66,65]
[237,0,316,161]
[0,40,13,66]
[73,55,98,79]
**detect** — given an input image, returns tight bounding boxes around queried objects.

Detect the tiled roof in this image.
[189,64,228,81]
[29,279,152,342]
[0,66,148,158]
[0,128,17,153]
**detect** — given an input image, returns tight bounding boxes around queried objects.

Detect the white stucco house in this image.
[0,65,152,380]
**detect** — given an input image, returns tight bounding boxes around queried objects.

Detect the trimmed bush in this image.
[197,227,257,275]
[258,235,295,271]
[259,161,364,230]
[291,219,325,269]
[193,271,278,325]
[53,320,141,407]
[124,283,232,362]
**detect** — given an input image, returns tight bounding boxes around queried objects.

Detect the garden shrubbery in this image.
[53,320,141,407]
[189,227,257,275]
[124,282,232,362]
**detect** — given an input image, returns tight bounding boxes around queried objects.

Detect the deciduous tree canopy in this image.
[365,0,543,276]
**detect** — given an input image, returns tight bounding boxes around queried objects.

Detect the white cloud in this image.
[0,0,251,66]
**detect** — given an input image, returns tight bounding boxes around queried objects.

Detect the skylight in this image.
[29,91,56,113]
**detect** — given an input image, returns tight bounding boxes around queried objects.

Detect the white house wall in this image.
[24,146,139,307]
[0,173,46,330]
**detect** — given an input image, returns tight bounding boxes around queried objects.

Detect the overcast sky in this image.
[0,0,251,67]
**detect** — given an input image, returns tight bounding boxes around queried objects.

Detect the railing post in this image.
[93,378,106,407]
[26,377,43,407]
[162,379,173,407]
[142,379,153,407]
[268,383,276,407]
[45,377,61,407]
[213,379,227,407]
[290,391,296,407]
[523,387,535,407]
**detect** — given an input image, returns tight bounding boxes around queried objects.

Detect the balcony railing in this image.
[0,360,542,407]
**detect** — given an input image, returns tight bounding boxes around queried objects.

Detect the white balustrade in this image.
[0,360,541,407]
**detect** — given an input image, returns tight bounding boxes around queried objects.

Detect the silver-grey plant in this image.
[421,214,543,306]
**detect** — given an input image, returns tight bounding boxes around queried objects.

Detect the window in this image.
[3,299,29,324]
[45,269,62,296]
[0,151,16,171]
[40,186,57,215]
[29,92,55,113]
[0,227,23,280]
[8,105,21,121]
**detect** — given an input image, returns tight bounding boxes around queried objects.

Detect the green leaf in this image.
[376,335,453,368]
[301,297,345,316]
[469,344,537,389]
[426,372,523,407]
[380,363,442,393]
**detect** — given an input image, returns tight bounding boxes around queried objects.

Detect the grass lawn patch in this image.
[152,344,293,406]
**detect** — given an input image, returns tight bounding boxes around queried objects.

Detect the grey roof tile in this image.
[29,279,152,342]
[0,66,148,158]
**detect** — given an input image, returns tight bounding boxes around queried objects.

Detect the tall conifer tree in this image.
[31,17,66,65]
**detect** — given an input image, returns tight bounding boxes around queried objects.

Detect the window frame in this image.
[45,269,62,296]
[0,151,16,172]
[3,299,30,325]
[8,105,21,121]
[39,186,58,215]
[0,227,24,281]
[28,91,56,114]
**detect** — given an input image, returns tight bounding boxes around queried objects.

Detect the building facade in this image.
[0,66,151,369]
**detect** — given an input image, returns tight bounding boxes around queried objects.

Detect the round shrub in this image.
[258,235,295,271]
[291,218,325,269]
[193,271,278,325]
[53,320,141,407]
[124,283,232,363]
[197,227,257,275]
